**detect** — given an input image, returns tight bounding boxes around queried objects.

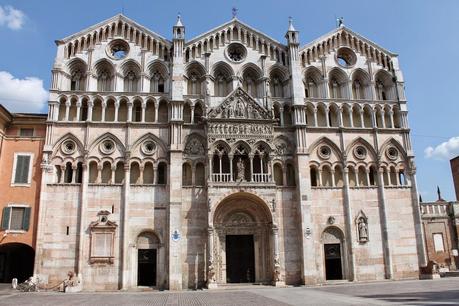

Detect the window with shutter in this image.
[13,154,31,185]
[1,207,29,231]
[10,207,25,230]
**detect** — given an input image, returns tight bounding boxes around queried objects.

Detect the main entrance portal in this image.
[211,192,274,285]
[225,235,255,283]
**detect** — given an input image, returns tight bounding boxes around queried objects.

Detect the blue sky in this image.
[0,0,458,201]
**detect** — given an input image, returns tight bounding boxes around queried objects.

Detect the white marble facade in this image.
[34,14,426,290]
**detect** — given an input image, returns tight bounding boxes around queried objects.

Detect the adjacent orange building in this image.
[0,105,47,282]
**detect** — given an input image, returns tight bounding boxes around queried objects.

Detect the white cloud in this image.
[0,71,48,113]
[0,5,25,30]
[425,136,459,160]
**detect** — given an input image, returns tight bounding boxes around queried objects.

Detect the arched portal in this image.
[135,231,161,287]
[211,193,273,284]
[322,227,347,281]
[0,243,34,283]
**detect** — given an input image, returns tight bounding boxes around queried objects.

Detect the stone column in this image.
[155,102,159,123]
[76,100,82,122]
[207,227,217,289]
[65,101,71,121]
[121,162,131,288]
[407,165,428,268]
[87,100,93,122]
[127,101,133,122]
[114,100,120,122]
[76,162,89,286]
[59,165,65,184]
[342,166,356,281]
[249,154,254,182]
[313,108,318,127]
[376,167,394,279]
[141,102,146,123]
[229,154,234,182]
[190,106,195,124]
[101,100,106,122]
[71,165,77,183]
[272,225,284,286]
[279,107,284,126]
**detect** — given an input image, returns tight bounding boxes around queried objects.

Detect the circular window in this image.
[226,43,246,63]
[354,146,367,160]
[141,140,156,155]
[336,47,356,68]
[100,139,115,154]
[107,40,129,60]
[61,140,76,155]
[318,145,331,159]
[386,147,398,160]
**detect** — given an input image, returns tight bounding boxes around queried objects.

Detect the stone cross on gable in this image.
[232,7,238,19]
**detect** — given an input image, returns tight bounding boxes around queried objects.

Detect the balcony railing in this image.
[420,202,450,217]
[210,173,272,184]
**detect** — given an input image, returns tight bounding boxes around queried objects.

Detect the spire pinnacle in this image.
[437,185,445,201]
[288,16,296,31]
[175,13,183,27]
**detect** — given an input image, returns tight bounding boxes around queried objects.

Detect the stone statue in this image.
[235,100,244,117]
[358,217,368,242]
[273,257,281,282]
[236,158,245,181]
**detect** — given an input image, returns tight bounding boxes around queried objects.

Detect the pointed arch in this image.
[345,137,377,160]
[51,132,85,158]
[88,132,126,153]
[308,136,343,161]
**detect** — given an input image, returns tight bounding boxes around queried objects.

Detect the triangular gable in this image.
[186,18,286,50]
[300,26,395,69]
[208,86,272,120]
[58,14,171,46]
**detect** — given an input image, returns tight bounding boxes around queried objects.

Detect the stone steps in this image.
[440,271,459,278]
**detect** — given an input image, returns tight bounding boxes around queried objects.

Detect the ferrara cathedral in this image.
[34,14,427,290]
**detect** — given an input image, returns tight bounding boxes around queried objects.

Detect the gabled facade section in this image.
[300,25,395,71]
[57,14,171,61]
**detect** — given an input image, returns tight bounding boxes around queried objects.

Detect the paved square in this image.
[0,278,458,305]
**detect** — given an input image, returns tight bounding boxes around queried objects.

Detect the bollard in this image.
[11,278,17,289]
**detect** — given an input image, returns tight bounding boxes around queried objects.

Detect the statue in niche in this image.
[357,217,368,242]
[236,158,245,181]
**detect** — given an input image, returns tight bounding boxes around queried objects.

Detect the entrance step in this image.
[440,271,459,278]
[214,283,274,290]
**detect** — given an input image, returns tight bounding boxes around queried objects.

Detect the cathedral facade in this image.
[34,14,426,290]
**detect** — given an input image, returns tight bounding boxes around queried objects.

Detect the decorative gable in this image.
[300,26,395,71]
[59,14,171,59]
[208,87,272,120]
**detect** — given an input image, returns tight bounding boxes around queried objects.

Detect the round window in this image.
[318,145,331,159]
[107,40,129,60]
[100,139,115,154]
[386,147,398,160]
[141,140,156,155]
[226,43,246,63]
[354,146,367,160]
[336,47,357,68]
[61,140,76,155]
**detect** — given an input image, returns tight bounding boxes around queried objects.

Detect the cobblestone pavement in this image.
[0,278,458,305]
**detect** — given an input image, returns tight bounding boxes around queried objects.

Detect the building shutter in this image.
[22,207,31,231]
[1,207,11,230]
[14,155,31,184]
